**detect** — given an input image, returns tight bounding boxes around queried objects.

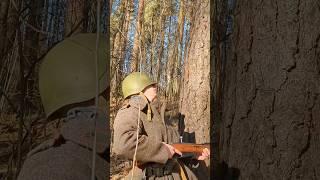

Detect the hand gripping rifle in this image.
[176,113,210,157]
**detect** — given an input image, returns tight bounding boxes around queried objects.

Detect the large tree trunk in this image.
[219,0,320,179]
[180,0,210,144]
[179,1,210,177]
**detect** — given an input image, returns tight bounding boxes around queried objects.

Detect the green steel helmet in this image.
[39,33,108,118]
[122,72,156,99]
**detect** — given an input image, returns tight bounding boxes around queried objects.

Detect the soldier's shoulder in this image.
[118,99,142,111]
[119,103,131,110]
[116,104,136,116]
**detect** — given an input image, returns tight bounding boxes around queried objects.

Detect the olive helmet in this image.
[39,33,108,118]
[121,72,156,99]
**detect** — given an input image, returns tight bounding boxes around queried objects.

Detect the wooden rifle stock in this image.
[171,143,210,155]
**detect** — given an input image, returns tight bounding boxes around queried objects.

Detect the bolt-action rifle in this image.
[171,143,210,156]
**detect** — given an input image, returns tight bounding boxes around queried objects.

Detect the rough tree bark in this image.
[179,1,210,177]
[180,0,210,144]
[220,0,320,179]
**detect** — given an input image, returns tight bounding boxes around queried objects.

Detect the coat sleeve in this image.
[113,109,170,164]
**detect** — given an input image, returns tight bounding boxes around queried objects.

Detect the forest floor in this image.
[110,153,131,179]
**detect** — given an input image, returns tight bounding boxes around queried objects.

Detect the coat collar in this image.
[128,95,148,109]
[61,107,109,153]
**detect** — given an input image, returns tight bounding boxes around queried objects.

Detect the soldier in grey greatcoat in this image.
[113,72,210,179]
[17,33,109,180]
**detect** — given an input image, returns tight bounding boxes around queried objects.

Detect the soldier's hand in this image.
[162,143,182,159]
[197,148,210,160]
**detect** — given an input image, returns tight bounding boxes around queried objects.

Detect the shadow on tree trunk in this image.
[214,161,240,180]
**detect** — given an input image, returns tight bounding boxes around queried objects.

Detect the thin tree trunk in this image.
[167,0,185,100]
[156,16,166,83]
[130,0,144,72]
[110,0,113,11]
[164,16,172,99]
[0,0,20,63]
[24,0,42,65]
[177,0,185,72]
[117,0,132,104]
[120,0,132,65]
[16,25,25,180]
[39,0,49,54]
[81,0,90,32]
[111,0,132,107]
[16,0,44,177]
[141,22,146,71]
[0,0,9,60]
[64,0,85,35]
[149,16,154,75]
[111,0,125,98]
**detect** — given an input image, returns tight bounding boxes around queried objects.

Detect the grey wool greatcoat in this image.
[113,95,198,180]
[17,107,109,180]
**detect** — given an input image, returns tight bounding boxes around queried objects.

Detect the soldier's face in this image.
[143,84,157,102]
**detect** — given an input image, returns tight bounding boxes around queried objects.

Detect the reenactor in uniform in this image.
[18,33,109,180]
[113,72,210,179]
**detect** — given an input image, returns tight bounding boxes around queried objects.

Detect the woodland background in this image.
[0,0,109,179]
[0,0,210,179]
[0,0,319,179]
[109,0,210,178]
